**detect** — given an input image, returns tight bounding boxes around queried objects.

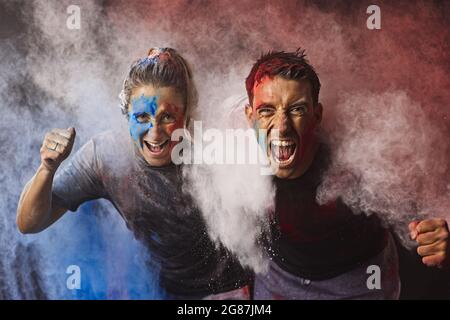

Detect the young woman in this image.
[16,47,250,299]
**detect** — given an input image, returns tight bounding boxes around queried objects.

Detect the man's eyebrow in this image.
[288,98,308,106]
[255,103,274,110]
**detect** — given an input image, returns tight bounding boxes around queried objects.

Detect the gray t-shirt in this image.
[52,131,249,296]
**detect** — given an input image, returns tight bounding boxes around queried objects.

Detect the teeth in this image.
[147,140,168,147]
[270,139,296,164]
[271,140,295,147]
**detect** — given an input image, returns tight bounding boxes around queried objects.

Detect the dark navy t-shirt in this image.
[52,130,249,296]
[268,145,388,280]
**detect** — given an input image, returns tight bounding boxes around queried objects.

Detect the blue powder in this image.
[137,48,169,66]
[46,200,164,300]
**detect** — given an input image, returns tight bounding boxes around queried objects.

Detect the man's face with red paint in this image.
[129,85,185,167]
[245,76,322,179]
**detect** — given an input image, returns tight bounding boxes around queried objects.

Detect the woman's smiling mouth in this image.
[144,139,170,155]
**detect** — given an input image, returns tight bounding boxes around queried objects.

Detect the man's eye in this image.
[290,105,307,115]
[258,108,275,117]
[135,113,152,123]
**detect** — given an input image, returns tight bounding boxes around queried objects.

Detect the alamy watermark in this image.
[366,264,381,290]
[170,121,280,175]
[366,5,381,30]
[66,5,81,30]
[66,265,81,290]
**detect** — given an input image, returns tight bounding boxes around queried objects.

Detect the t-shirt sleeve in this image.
[52,138,107,212]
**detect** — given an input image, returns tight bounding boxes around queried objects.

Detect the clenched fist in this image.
[409,218,449,268]
[40,127,76,173]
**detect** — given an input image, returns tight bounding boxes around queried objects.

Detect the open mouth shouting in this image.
[143,138,170,156]
[269,139,297,167]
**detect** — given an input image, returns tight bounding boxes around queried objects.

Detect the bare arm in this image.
[16,128,76,234]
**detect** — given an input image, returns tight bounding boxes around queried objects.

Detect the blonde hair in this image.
[119,47,198,126]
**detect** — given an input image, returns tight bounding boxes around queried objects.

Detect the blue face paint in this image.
[254,121,269,156]
[128,95,158,148]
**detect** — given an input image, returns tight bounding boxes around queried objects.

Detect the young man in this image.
[244,50,449,299]
[17,47,250,299]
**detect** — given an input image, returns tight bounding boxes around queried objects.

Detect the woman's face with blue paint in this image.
[128,85,185,166]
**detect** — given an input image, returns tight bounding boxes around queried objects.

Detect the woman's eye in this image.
[135,113,151,123]
[161,113,175,123]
